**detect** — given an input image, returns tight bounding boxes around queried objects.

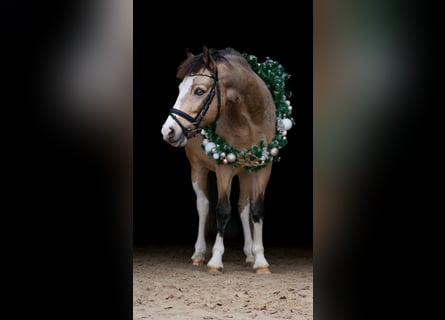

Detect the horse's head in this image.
[161,47,223,147]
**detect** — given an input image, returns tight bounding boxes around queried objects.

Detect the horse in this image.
[161,47,293,274]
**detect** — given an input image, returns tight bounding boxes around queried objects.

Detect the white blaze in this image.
[161,77,194,139]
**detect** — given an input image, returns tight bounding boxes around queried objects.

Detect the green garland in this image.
[199,53,294,172]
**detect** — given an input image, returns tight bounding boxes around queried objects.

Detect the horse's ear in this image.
[202,46,216,70]
[202,46,210,62]
[185,48,194,58]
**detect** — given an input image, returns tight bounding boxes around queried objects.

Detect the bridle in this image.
[168,68,221,138]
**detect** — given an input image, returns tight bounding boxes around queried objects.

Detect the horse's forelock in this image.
[176,48,235,80]
[176,55,203,80]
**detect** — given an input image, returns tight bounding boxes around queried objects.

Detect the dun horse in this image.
[161,47,293,273]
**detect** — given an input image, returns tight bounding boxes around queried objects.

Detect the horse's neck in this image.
[216,71,276,148]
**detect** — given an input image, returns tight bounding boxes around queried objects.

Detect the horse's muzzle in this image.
[161,124,188,147]
[166,134,187,147]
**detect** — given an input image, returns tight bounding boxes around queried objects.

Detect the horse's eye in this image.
[194,88,205,96]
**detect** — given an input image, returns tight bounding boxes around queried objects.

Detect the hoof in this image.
[207,266,223,273]
[255,266,271,274]
[246,261,254,267]
[192,259,204,266]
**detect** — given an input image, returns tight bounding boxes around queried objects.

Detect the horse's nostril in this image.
[167,128,175,139]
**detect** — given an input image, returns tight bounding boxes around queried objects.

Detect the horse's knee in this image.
[251,196,265,223]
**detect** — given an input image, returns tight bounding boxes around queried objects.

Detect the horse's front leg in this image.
[190,167,209,266]
[206,171,233,272]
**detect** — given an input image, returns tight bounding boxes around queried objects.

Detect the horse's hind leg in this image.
[238,177,254,266]
[190,167,209,266]
[245,169,272,274]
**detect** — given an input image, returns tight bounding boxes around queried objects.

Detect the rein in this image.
[168,69,221,138]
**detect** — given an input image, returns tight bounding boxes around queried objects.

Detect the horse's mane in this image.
[176,47,250,80]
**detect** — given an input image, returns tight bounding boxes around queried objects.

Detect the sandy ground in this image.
[133,243,313,319]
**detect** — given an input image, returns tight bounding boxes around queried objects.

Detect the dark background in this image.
[2,1,439,320]
[133,3,313,247]
[6,1,437,320]
[3,2,312,319]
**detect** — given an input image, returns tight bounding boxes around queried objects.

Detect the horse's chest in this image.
[185,138,217,170]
